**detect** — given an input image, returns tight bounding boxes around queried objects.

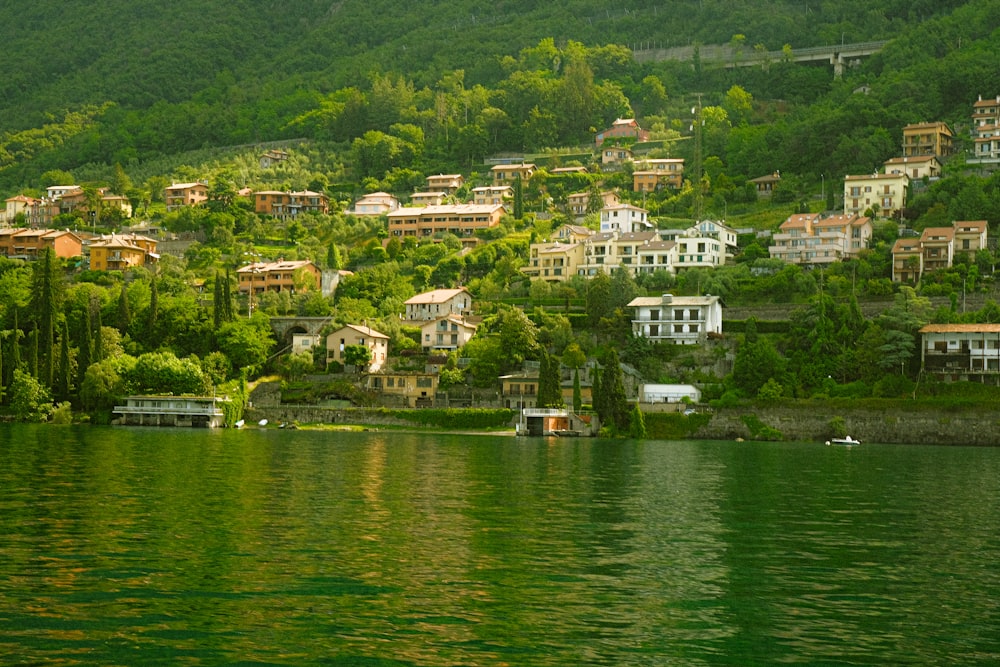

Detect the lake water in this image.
[1,425,999,665]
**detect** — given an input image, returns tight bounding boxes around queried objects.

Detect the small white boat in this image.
[258,419,269,427]
[826,435,861,446]
[234,419,245,429]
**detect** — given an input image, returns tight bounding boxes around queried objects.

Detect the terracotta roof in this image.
[405,288,468,305]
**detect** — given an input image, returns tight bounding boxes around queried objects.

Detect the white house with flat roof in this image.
[628,294,722,344]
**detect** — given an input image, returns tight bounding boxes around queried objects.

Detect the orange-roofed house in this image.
[404,287,472,321]
[89,234,158,271]
[165,182,209,211]
[236,259,321,295]
[326,324,389,372]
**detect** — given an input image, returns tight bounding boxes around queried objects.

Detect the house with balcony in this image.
[971,95,1000,163]
[567,190,618,217]
[694,219,739,260]
[601,146,633,168]
[750,172,781,198]
[419,314,477,352]
[471,185,513,205]
[599,203,651,233]
[2,195,40,225]
[552,223,596,243]
[386,204,505,247]
[920,226,955,273]
[259,150,289,169]
[883,155,942,180]
[366,372,438,407]
[523,241,586,282]
[577,231,658,277]
[919,324,1000,382]
[628,294,723,345]
[901,122,954,158]
[113,395,228,428]
[491,163,535,185]
[953,220,988,259]
[633,158,684,192]
[673,228,726,270]
[843,173,908,218]
[769,213,872,266]
[254,190,329,218]
[595,118,649,146]
[88,233,158,270]
[236,259,321,295]
[350,192,399,216]
[326,324,389,372]
[404,287,471,321]
[891,237,923,283]
[635,240,678,276]
[425,173,464,194]
[409,191,446,207]
[164,182,209,211]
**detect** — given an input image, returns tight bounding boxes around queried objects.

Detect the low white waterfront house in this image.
[640,384,702,403]
[113,395,228,428]
[628,294,723,344]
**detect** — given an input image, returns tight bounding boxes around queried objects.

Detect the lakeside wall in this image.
[247,403,1000,446]
[692,405,1000,446]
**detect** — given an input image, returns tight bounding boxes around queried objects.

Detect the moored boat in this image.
[826,435,861,446]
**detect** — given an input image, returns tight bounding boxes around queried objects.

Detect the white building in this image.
[600,203,652,233]
[404,287,472,321]
[640,384,702,403]
[920,324,1000,380]
[627,294,723,345]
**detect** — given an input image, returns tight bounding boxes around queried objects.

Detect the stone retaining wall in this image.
[694,406,1000,446]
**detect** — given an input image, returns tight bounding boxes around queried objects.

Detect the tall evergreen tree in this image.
[513,174,524,219]
[11,311,22,376]
[628,401,647,439]
[77,304,93,393]
[213,271,225,330]
[29,329,38,379]
[572,368,582,413]
[603,349,629,432]
[147,275,159,332]
[57,319,71,402]
[0,329,4,405]
[223,268,234,322]
[592,365,607,425]
[93,305,105,364]
[537,352,564,408]
[117,282,131,335]
[30,247,61,387]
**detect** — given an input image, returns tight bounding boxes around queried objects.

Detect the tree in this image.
[126,351,209,395]
[343,344,372,371]
[628,402,647,438]
[572,368,582,412]
[536,352,564,408]
[512,174,524,219]
[732,318,785,397]
[117,282,131,335]
[76,304,92,394]
[30,248,62,387]
[214,316,274,376]
[602,349,629,432]
[9,368,52,422]
[495,306,540,370]
[57,320,71,402]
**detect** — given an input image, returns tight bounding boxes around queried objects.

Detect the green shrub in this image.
[740,414,783,441]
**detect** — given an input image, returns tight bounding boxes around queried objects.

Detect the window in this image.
[649,309,660,321]
[674,324,684,333]
[674,309,684,320]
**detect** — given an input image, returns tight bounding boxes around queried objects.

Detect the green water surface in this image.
[1,425,998,665]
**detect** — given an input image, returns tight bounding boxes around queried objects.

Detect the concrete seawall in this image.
[246,404,1000,446]
[694,406,1000,446]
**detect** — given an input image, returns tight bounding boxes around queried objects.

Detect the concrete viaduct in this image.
[633,40,888,78]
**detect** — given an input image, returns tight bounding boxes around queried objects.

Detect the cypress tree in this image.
[31,247,59,387]
[29,329,38,379]
[592,365,607,425]
[117,282,131,335]
[0,328,4,405]
[572,368,582,413]
[513,174,524,219]
[57,319,71,402]
[11,311,22,375]
[223,268,234,322]
[628,401,647,439]
[94,305,105,364]
[77,304,93,393]
[603,349,629,432]
[147,275,159,332]
[213,271,224,330]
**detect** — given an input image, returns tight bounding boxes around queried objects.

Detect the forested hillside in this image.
[0,0,991,193]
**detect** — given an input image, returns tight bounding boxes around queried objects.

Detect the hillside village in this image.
[1,86,1000,430]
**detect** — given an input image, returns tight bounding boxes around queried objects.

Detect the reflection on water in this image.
[1,425,999,665]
